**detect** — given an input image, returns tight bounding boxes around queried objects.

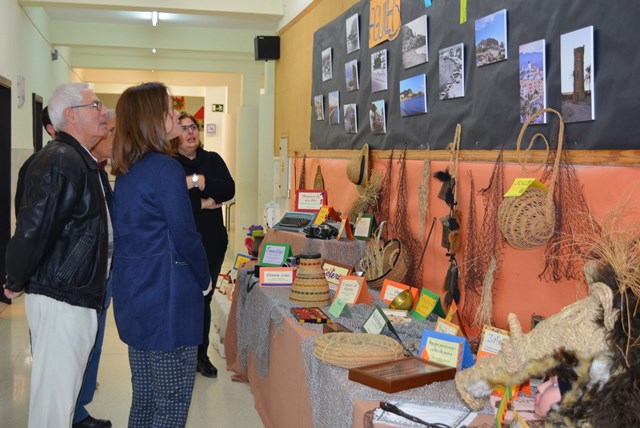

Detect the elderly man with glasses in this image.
[4,83,110,428]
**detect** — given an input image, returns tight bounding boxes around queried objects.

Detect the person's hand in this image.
[3,284,24,299]
[201,198,223,210]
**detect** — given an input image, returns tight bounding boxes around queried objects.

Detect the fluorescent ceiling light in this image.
[151,11,158,27]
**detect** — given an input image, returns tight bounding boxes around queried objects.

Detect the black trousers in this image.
[198,259,223,359]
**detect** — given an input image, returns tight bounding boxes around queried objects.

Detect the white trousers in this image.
[25,294,97,428]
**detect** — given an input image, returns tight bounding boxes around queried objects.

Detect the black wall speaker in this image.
[254,36,280,61]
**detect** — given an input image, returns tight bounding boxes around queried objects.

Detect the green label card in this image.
[411,288,446,321]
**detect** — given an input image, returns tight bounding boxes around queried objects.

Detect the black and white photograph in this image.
[328,90,340,124]
[401,15,428,69]
[344,103,357,133]
[346,14,360,54]
[322,47,333,82]
[439,43,465,100]
[345,60,359,92]
[314,94,325,121]
[400,74,427,117]
[371,49,388,92]
[475,9,508,67]
[369,100,386,134]
[561,26,595,123]
[519,39,546,123]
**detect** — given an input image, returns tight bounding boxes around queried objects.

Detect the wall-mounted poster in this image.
[371,49,388,92]
[439,43,465,100]
[328,91,340,124]
[322,47,333,81]
[344,103,358,134]
[475,9,508,67]
[400,74,427,117]
[370,100,386,134]
[519,39,546,124]
[314,95,325,121]
[561,26,595,123]
[402,15,428,69]
[345,60,359,92]
[346,14,360,54]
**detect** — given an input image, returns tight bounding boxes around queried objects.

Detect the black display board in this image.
[310,0,640,150]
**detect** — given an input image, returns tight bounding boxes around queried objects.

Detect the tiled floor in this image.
[0,276,263,427]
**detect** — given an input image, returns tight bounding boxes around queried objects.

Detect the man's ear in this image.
[45,124,56,138]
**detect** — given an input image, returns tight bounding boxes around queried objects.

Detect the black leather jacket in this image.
[5,132,108,310]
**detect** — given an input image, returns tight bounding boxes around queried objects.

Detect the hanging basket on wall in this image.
[498,108,564,249]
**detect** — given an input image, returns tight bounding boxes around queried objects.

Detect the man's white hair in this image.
[48,83,91,131]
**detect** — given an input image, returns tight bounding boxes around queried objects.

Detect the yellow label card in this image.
[504,178,548,197]
[424,337,460,368]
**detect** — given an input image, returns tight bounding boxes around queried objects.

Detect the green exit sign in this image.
[212,104,224,113]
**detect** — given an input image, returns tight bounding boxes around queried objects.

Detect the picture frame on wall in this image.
[560,25,595,123]
[345,59,359,92]
[371,49,388,92]
[314,95,325,121]
[402,15,428,69]
[475,9,508,67]
[519,39,547,124]
[322,47,333,81]
[328,91,340,124]
[439,43,465,100]
[399,74,427,117]
[346,13,360,54]
[344,103,357,134]
[369,100,386,134]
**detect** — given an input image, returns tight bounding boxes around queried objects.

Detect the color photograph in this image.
[328,90,340,124]
[401,15,428,69]
[400,74,427,117]
[371,49,388,92]
[314,94,325,121]
[519,39,546,123]
[561,26,595,123]
[345,59,359,92]
[344,103,357,134]
[369,100,386,134]
[439,43,465,100]
[346,14,360,54]
[475,9,508,67]
[322,47,333,82]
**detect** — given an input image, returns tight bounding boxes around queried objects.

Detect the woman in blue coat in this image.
[110,82,211,428]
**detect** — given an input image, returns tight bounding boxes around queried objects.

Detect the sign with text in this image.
[477,325,510,359]
[362,306,389,334]
[504,178,548,197]
[334,276,371,305]
[322,260,353,290]
[380,279,418,305]
[419,330,474,370]
[259,242,292,267]
[328,297,352,318]
[410,288,446,321]
[435,317,461,336]
[295,189,327,212]
[233,253,253,271]
[369,0,401,48]
[259,267,294,287]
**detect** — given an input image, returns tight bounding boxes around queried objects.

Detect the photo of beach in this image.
[400,74,427,117]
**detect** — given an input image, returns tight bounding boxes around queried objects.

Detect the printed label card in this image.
[259,267,294,287]
[233,253,253,270]
[435,317,461,336]
[477,325,510,359]
[419,330,474,370]
[410,288,446,321]
[504,178,548,197]
[314,205,341,225]
[362,306,390,334]
[334,276,371,305]
[380,279,419,305]
[259,242,292,267]
[322,260,353,291]
[328,297,352,318]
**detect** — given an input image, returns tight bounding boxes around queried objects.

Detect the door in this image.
[0,77,11,303]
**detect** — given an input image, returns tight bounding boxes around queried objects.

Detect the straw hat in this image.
[346,144,370,193]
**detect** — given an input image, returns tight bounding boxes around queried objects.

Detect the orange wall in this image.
[293,156,640,336]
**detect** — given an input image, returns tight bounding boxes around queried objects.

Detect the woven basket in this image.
[313,333,404,368]
[498,108,564,249]
[365,239,409,289]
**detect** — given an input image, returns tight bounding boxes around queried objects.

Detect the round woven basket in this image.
[289,253,330,307]
[498,108,564,249]
[313,333,404,368]
[365,239,409,289]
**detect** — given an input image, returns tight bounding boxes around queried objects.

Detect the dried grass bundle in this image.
[418,159,431,240]
[348,170,382,222]
[359,233,385,279]
[473,255,497,328]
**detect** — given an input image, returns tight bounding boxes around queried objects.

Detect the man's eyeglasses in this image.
[181,124,198,132]
[70,101,103,111]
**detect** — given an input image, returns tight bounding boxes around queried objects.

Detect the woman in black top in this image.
[171,112,235,377]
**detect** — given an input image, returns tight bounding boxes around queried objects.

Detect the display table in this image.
[225,267,490,428]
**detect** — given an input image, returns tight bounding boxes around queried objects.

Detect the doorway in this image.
[0,77,11,304]
[32,93,43,151]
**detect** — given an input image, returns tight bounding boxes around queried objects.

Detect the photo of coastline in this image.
[475,9,508,67]
[328,91,340,124]
[322,47,333,81]
[345,59,359,92]
[400,74,427,117]
[346,14,360,54]
[561,26,595,123]
[439,43,465,100]
[369,100,386,134]
[519,39,546,123]
[371,49,388,92]
[401,15,428,69]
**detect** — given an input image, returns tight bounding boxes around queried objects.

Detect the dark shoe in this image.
[197,356,218,378]
[72,415,112,428]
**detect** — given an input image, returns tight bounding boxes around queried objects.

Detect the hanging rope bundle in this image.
[418,158,431,241]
